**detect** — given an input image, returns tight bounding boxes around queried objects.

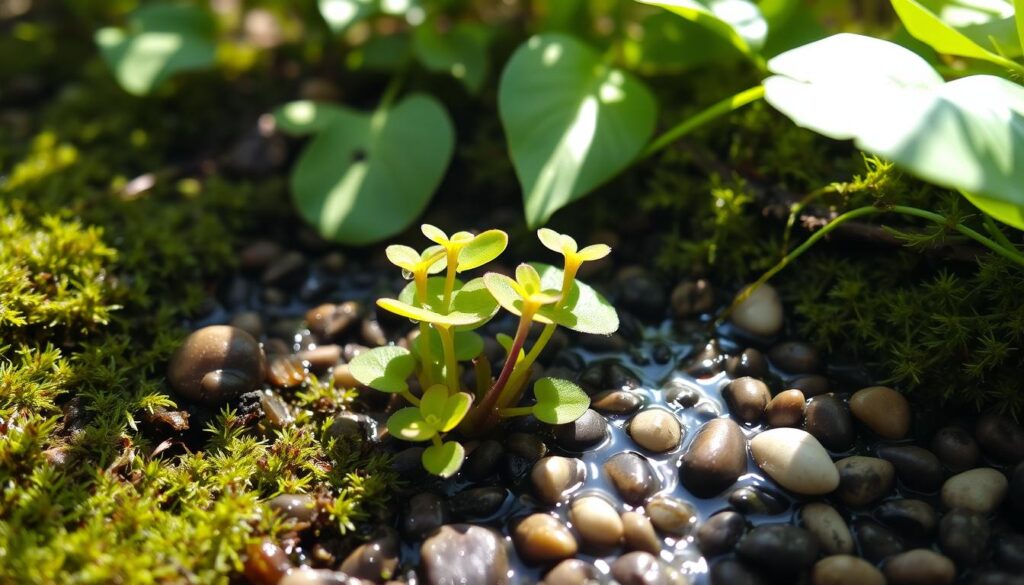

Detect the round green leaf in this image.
[891,0,1020,65]
[532,263,619,334]
[413,328,484,361]
[319,0,376,33]
[387,407,436,441]
[532,377,590,424]
[482,273,556,325]
[280,94,455,245]
[346,346,416,393]
[439,392,473,432]
[95,4,217,96]
[457,230,508,272]
[413,22,490,94]
[395,277,499,330]
[636,0,768,56]
[419,384,449,428]
[765,34,1024,230]
[498,34,657,228]
[421,440,465,477]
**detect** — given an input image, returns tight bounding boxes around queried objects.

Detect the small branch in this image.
[641,85,765,161]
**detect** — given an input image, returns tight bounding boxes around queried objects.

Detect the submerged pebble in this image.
[628,408,682,452]
[801,502,854,555]
[751,428,839,496]
[737,524,819,574]
[849,386,911,439]
[604,452,659,505]
[646,494,697,536]
[883,549,955,585]
[680,418,747,498]
[723,377,771,423]
[531,456,585,505]
[834,456,895,507]
[622,511,661,554]
[569,495,623,549]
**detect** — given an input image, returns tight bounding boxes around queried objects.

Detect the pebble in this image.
[682,340,725,378]
[883,549,955,585]
[723,377,771,423]
[541,559,600,585]
[786,374,831,397]
[260,391,292,428]
[296,345,342,372]
[853,519,905,563]
[801,502,854,555]
[941,467,1008,513]
[730,284,784,337]
[710,559,768,585]
[421,524,508,585]
[463,440,504,481]
[680,418,748,498]
[403,493,447,539]
[994,533,1024,572]
[261,250,307,288]
[240,240,282,271]
[615,269,666,321]
[671,279,714,317]
[339,527,399,582]
[332,364,361,389]
[737,524,819,573]
[360,317,387,347]
[875,499,937,541]
[610,551,688,585]
[531,456,585,505]
[811,555,885,585]
[697,511,745,557]
[765,389,805,428]
[728,485,788,516]
[267,355,306,389]
[666,379,701,408]
[167,325,267,405]
[229,311,264,339]
[834,456,895,507]
[604,452,659,505]
[505,433,548,462]
[768,342,822,374]
[569,496,623,549]
[938,508,990,566]
[244,540,292,585]
[390,447,426,479]
[629,409,683,452]
[751,428,840,496]
[804,395,855,452]
[724,348,768,379]
[278,568,364,585]
[975,413,1024,464]
[268,493,316,524]
[647,494,698,536]
[553,409,608,451]
[513,514,578,563]
[591,390,642,415]
[876,445,944,492]
[622,511,662,554]
[931,425,980,473]
[306,301,359,341]
[849,386,911,439]
[450,487,507,519]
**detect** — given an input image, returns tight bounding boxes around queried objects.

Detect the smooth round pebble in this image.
[723,377,771,423]
[554,409,608,451]
[680,418,748,498]
[569,496,623,550]
[883,549,955,585]
[728,485,788,516]
[931,425,980,473]
[697,511,745,557]
[710,559,768,585]
[421,524,508,585]
[854,519,906,563]
[875,499,937,541]
[765,389,805,428]
[804,396,855,452]
[514,514,577,563]
[339,528,399,582]
[541,559,600,585]
[611,552,688,585]
[976,413,1024,464]
[876,445,943,492]
[592,390,642,415]
[167,325,266,404]
[801,502,854,555]
[403,493,447,539]
[604,452,659,505]
[750,428,840,496]
[531,456,585,506]
[938,508,990,566]
[725,348,768,379]
[835,456,896,507]
[768,342,821,374]
[737,524,819,573]
[622,511,661,554]
[812,555,885,585]
[629,409,682,452]
[849,386,911,439]
[730,284,784,337]
[647,495,697,536]
[942,467,1008,513]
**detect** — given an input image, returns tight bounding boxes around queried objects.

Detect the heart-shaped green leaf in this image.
[421,440,466,477]
[394,277,499,330]
[483,273,557,325]
[764,34,1024,230]
[387,407,436,441]
[413,22,490,94]
[457,230,508,272]
[636,0,768,58]
[532,377,590,424]
[95,4,217,96]
[626,11,739,73]
[319,0,376,33]
[413,328,484,361]
[498,34,656,228]
[274,101,350,136]
[537,263,619,334]
[891,0,1021,65]
[273,94,455,245]
[347,346,416,393]
[418,388,472,432]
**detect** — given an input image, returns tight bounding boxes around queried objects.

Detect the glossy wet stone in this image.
[680,418,747,498]
[167,325,266,405]
[976,413,1024,464]
[751,428,839,496]
[849,386,911,439]
[339,527,399,582]
[710,559,768,585]
[939,508,990,566]
[697,511,745,557]
[553,409,608,451]
[628,408,682,452]
[812,555,885,585]
[610,551,687,585]
[737,524,819,574]
[835,456,895,507]
[421,524,509,585]
[804,395,854,452]
[765,389,805,428]
[295,344,342,371]
[665,379,700,408]
[569,495,623,550]
[787,374,831,398]
[876,445,943,492]
[268,493,316,524]
[647,494,697,536]
[854,519,905,563]
[728,485,788,516]
[670,278,714,317]
[768,341,821,374]
[801,502,854,555]
[591,389,642,414]
[540,559,600,585]
[505,433,548,462]
[305,301,359,341]
[622,511,661,554]
[883,549,955,585]
[244,540,292,585]
[450,487,507,519]
[723,377,771,423]
[724,348,768,379]
[730,284,783,337]
[513,513,577,563]
[278,568,364,585]
[931,425,980,473]
[604,452,659,505]
[942,467,1008,513]
[531,456,585,505]
[875,499,937,541]
[463,440,504,481]
[267,355,305,389]
[403,493,447,539]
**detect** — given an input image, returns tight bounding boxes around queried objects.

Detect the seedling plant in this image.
[346,226,618,476]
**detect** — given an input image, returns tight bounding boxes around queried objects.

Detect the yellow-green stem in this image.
[442,249,458,310]
[438,325,459,393]
[642,85,765,160]
[498,406,533,418]
[401,390,420,406]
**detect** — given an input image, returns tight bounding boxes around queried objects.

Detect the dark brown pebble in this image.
[680,418,747,498]
[786,374,830,397]
[260,391,292,428]
[728,485,788,516]
[804,395,854,451]
[360,318,387,347]
[167,325,266,405]
[768,341,821,373]
[710,559,768,585]
[854,519,905,563]
[403,492,447,539]
[229,311,264,339]
[875,499,937,541]
[765,389,805,428]
[239,240,282,271]
[268,493,316,524]
[994,532,1024,572]
[553,409,608,451]
[244,540,292,585]
[931,425,980,473]
[610,551,685,585]
[450,487,507,519]
[725,348,768,379]
[683,340,724,378]
[835,456,895,507]
[604,452,659,505]
[876,445,944,492]
[976,413,1024,464]
[463,440,503,481]
[737,524,819,573]
[306,301,359,341]
[698,511,746,557]
[723,377,771,423]
[671,278,714,317]
[938,508,989,567]
[591,389,643,414]
[883,549,954,585]
[541,559,600,585]
[339,527,399,582]
[665,378,700,408]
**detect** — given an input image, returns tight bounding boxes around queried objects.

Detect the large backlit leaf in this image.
[498,34,656,228]
[626,12,738,73]
[319,0,376,33]
[347,346,416,393]
[636,0,768,56]
[532,378,590,424]
[273,94,454,245]
[765,34,1024,230]
[413,22,489,94]
[891,0,1021,65]
[95,4,217,96]
[422,440,465,477]
[1016,0,1024,54]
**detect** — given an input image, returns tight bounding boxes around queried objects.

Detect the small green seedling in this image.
[348,225,619,476]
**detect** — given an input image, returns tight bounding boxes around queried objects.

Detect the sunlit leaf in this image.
[386,245,421,270]
[438,392,473,432]
[272,101,349,135]
[413,328,484,361]
[496,333,526,362]
[387,407,435,441]
[533,263,619,334]
[532,377,590,424]
[422,440,465,477]
[413,22,490,94]
[636,0,768,57]
[577,244,611,261]
[498,34,656,228]
[891,0,1020,66]
[457,229,508,272]
[483,273,556,325]
[95,4,217,96]
[347,346,416,393]
[395,277,499,330]
[625,11,738,73]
